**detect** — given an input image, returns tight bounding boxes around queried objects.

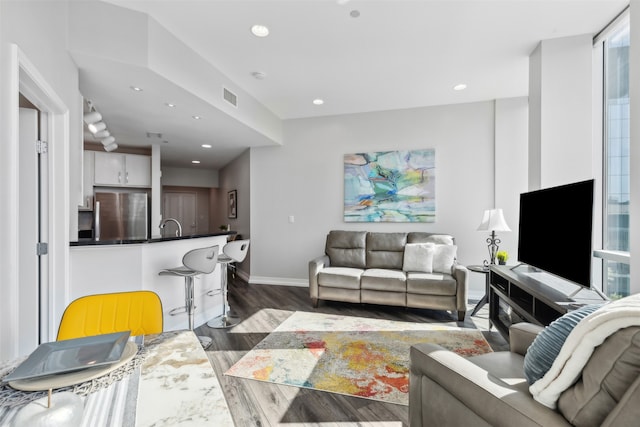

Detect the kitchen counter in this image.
[70,231,237,246]
[70,234,231,331]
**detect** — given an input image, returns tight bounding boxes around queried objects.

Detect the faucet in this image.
[159,218,183,237]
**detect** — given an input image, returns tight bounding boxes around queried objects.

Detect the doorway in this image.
[162,192,197,237]
[18,102,49,355]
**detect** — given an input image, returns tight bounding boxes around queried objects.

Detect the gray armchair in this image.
[409,323,640,427]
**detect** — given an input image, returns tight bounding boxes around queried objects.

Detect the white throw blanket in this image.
[530,293,640,408]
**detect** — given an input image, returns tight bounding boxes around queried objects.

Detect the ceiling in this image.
[74,0,627,169]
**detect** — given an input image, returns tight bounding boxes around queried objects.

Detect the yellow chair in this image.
[57,291,163,341]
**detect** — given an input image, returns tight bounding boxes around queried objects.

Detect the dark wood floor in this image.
[196,277,507,427]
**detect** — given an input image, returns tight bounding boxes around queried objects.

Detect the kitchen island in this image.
[70,232,236,332]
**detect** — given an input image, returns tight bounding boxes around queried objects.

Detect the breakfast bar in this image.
[69,232,235,332]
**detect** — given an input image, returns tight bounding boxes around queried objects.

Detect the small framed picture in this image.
[228,190,237,219]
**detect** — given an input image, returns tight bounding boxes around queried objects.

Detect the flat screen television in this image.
[517,179,594,288]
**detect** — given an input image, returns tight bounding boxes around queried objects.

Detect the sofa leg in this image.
[311,298,319,308]
[457,311,466,321]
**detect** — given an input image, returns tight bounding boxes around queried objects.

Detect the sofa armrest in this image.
[409,343,570,427]
[452,264,468,312]
[309,255,330,300]
[509,323,544,356]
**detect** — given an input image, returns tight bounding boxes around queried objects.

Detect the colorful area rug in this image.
[225,311,492,405]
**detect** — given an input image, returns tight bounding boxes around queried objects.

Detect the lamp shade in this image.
[477,208,511,232]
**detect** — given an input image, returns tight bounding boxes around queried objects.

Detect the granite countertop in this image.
[70,231,237,247]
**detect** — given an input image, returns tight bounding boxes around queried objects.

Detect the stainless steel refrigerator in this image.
[94,192,148,240]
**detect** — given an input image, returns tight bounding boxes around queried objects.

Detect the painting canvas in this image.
[228,190,237,219]
[344,149,435,222]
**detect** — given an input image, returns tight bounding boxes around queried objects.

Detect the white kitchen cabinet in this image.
[94,152,151,187]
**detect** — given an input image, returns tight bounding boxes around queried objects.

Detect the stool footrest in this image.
[169,306,192,316]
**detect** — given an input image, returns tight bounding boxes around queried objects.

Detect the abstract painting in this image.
[344,149,435,222]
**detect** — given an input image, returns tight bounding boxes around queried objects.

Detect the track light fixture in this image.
[85,99,117,152]
[83,111,102,125]
[100,136,115,146]
[104,142,118,152]
[88,121,106,134]
[93,130,110,139]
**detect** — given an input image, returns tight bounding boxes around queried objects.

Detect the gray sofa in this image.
[308,230,469,321]
[409,322,640,427]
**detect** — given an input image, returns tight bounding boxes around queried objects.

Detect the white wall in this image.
[0,0,81,360]
[529,35,594,190]
[250,101,506,296]
[219,149,251,276]
[495,97,529,260]
[161,166,219,188]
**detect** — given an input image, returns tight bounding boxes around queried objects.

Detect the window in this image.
[601,15,630,297]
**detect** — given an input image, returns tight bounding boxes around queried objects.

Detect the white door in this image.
[18,108,43,355]
[162,192,197,237]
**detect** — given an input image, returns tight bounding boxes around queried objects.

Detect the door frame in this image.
[0,44,70,359]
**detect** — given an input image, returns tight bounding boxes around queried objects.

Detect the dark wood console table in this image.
[489,265,607,342]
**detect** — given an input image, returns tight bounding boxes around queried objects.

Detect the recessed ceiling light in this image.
[453,83,467,91]
[165,103,176,108]
[313,99,324,105]
[130,86,143,92]
[192,160,201,164]
[201,144,212,148]
[251,24,269,37]
[192,115,202,120]
[350,10,360,18]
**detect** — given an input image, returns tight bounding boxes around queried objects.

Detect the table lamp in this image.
[477,208,511,266]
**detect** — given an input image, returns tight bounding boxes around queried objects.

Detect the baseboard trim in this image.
[248,276,309,287]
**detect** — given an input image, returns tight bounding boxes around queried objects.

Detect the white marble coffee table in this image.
[0,330,234,426]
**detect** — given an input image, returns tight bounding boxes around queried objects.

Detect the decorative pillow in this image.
[524,305,600,385]
[558,326,640,427]
[424,234,455,245]
[402,243,435,272]
[432,244,457,274]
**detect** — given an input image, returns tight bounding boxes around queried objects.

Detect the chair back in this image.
[183,245,219,274]
[223,239,250,262]
[57,290,163,340]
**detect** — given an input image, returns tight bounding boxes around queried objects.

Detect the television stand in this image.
[488,265,607,342]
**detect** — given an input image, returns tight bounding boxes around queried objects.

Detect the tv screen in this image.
[517,179,594,287]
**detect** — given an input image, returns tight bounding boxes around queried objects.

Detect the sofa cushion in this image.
[318,267,364,289]
[558,326,640,427]
[361,269,406,292]
[403,243,435,272]
[523,305,600,385]
[325,230,367,268]
[366,232,407,269]
[407,232,455,245]
[432,244,457,274]
[406,272,457,296]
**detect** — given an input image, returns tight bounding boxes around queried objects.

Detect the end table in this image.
[468,264,490,317]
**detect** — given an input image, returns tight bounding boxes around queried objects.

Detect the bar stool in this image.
[159,245,218,348]
[207,239,250,328]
